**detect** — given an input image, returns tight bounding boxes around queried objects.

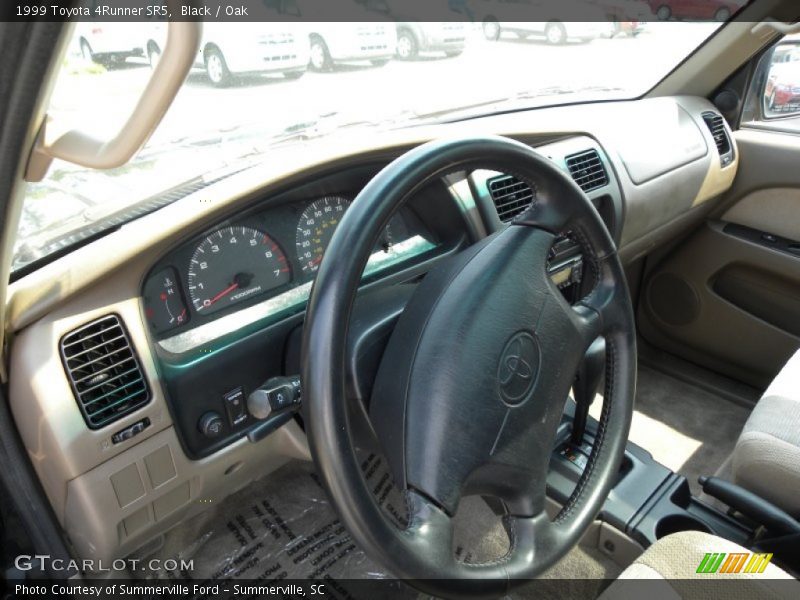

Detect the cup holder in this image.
[655,514,711,539]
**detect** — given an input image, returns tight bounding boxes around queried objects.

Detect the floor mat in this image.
[593,365,750,496]
[137,456,620,598]
[134,363,748,593]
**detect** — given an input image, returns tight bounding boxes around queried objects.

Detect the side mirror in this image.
[25,2,201,182]
[762,40,800,118]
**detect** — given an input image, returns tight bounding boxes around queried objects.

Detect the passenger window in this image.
[743,34,800,132]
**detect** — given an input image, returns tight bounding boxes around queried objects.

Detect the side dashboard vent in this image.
[487,174,535,222]
[60,315,150,429]
[566,149,609,193]
[702,112,733,164]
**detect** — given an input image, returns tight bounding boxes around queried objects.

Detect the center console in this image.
[548,404,757,555]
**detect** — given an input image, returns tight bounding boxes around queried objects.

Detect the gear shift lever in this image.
[571,337,606,446]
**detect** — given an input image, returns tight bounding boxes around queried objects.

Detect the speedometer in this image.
[187,226,291,315]
[295,196,351,274]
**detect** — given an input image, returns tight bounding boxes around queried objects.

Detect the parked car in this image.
[74,23,145,65]
[765,57,800,113]
[647,0,745,21]
[612,21,645,36]
[772,36,800,63]
[306,22,397,70]
[375,1,467,59]
[144,23,309,87]
[472,0,615,44]
[271,0,396,70]
[394,23,467,60]
[588,0,653,35]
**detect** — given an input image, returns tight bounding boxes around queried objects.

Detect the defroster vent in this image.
[60,315,150,429]
[488,174,535,222]
[566,149,609,193]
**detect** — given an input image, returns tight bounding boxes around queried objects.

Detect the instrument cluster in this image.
[142,193,434,340]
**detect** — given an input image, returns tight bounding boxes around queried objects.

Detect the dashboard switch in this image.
[268,384,295,411]
[247,388,272,420]
[223,387,248,426]
[761,233,778,244]
[288,375,302,404]
[111,417,151,444]
[198,412,224,438]
[246,376,302,444]
[247,376,302,421]
[247,375,302,420]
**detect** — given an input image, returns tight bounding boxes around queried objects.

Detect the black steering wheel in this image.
[302,136,636,597]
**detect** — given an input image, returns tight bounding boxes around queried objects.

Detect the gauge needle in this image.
[200,272,255,310]
[202,282,239,309]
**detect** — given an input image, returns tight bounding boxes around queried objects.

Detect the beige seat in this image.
[600,531,797,600]
[732,349,800,517]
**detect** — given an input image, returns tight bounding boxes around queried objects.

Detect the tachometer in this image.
[295,196,351,273]
[187,226,291,315]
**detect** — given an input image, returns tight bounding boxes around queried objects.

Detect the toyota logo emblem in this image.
[497,331,540,405]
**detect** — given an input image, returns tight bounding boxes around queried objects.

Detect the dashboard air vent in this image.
[60,315,150,429]
[487,174,535,222]
[702,112,733,163]
[565,148,608,192]
[566,149,609,193]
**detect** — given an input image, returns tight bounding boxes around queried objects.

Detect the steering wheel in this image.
[302,136,636,597]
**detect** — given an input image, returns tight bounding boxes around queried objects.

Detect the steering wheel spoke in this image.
[573,302,604,347]
[576,254,629,335]
[403,489,457,567]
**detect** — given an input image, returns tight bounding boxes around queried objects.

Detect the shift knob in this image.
[571,337,606,446]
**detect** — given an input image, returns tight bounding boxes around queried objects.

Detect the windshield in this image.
[15,13,729,273]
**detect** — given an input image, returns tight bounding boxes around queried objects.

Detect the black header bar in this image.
[4,0,751,23]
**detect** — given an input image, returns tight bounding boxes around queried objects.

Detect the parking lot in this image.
[50,22,719,146]
[19,21,719,269]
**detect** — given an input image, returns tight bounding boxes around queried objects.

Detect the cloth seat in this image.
[732,349,800,517]
[599,531,796,600]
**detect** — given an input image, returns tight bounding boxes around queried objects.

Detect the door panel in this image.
[638,130,800,389]
[724,187,800,242]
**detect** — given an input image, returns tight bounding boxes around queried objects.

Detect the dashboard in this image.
[6,95,740,568]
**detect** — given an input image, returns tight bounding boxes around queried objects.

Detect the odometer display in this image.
[187,226,291,315]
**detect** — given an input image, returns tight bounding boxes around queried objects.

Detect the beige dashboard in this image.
[6,95,738,567]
